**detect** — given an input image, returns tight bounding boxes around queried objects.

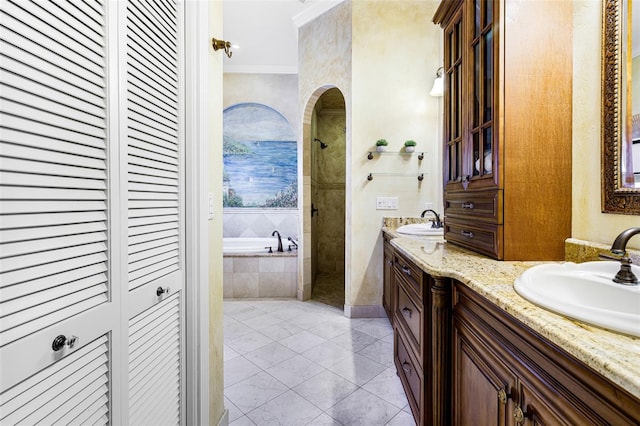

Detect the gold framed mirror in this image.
[602,0,640,214]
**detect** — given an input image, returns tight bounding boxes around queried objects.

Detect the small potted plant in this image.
[376,139,388,152]
[404,140,417,153]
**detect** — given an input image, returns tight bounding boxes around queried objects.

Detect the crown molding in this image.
[223,64,299,74]
[292,0,343,28]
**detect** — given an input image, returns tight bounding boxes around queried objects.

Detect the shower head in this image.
[314,138,328,150]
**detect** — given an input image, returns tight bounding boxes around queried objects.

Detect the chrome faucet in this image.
[600,227,640,285]
[272,230,284,252]
[420,209,443,228]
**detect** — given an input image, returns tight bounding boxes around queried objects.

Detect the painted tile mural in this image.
[223,103,297,207]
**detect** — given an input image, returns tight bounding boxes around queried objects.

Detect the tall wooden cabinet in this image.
[433,0,572,260]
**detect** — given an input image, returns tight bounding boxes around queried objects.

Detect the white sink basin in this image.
[514,261,640,337]
[396,223,444,236]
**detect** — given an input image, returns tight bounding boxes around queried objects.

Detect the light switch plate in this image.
[376,197,398,210]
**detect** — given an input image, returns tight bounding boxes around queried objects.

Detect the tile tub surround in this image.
[224,253,298,298]
[382,228,640,400]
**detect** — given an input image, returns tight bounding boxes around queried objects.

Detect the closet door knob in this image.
[156,286,170,297]
[52,335,78,351]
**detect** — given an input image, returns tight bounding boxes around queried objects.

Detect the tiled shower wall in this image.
[314,111,346,274]
[223,209,298,239]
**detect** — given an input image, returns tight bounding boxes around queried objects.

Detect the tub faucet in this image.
[420,209,443,228]
[272,230,284,252]
[600,227,640,285]
[287,237,298,251]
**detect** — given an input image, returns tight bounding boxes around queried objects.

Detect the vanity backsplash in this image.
[565,238,640,265]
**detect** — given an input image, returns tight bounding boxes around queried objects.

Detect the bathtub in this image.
[223,237,298,298]
[223,237,282,254]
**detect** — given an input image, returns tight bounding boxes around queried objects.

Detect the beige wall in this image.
[350,0,442,311]
[299,0,442,314]
[209,2,225,425]
[299,1,352,301]
[572,0,639,250]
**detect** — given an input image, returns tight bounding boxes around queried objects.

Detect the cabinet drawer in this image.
[444,219,502,259]
[393,251,423,298]
[394,279,422,355]
[444,190,501,222]
[395,330,422,421]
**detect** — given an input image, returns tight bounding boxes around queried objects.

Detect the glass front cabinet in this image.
[434,0,573,261]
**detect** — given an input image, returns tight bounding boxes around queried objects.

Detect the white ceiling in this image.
[222,0,344,73]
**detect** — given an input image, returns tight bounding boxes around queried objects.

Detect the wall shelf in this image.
[368,151,425,160]
[367,173,425,181]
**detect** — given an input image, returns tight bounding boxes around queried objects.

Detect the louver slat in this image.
[0,8,109,420]
[4,0,104,64]
[128,294,180,423]
[0,336,109,425]
[124,0,182,423]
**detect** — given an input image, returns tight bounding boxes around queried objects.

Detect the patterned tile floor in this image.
[224,299,416,426]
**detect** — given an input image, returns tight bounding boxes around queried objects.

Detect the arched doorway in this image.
[301,87,346,309]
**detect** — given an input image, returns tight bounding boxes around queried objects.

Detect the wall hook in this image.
[212,37,233,58]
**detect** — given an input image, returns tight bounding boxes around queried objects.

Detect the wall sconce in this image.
[429,67,444,97]
[212,37,234,58]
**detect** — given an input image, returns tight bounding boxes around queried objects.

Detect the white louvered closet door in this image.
[123,0,185,424]
[0,0,115,424]
[1,0,186,424]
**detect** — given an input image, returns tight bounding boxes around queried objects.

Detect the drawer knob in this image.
[461,230,475,239]
[402,307,412,318]
[498,388,511,405]
[462,202,475,209]
[402,361,412,376]
[513,406,527,425]
[401,265,411,275]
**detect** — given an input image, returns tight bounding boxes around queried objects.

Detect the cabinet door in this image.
[443,5,465,189]
[513,382,573,426]
[464,0,497,188]
[453,317,515,426]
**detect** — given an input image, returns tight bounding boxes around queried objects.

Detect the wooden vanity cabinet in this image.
[452,281,640,425]
[392,249,451,425]
[433,0,572,260]
[383,233,394,320]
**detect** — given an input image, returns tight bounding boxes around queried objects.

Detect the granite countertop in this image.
[383,226,640,400]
